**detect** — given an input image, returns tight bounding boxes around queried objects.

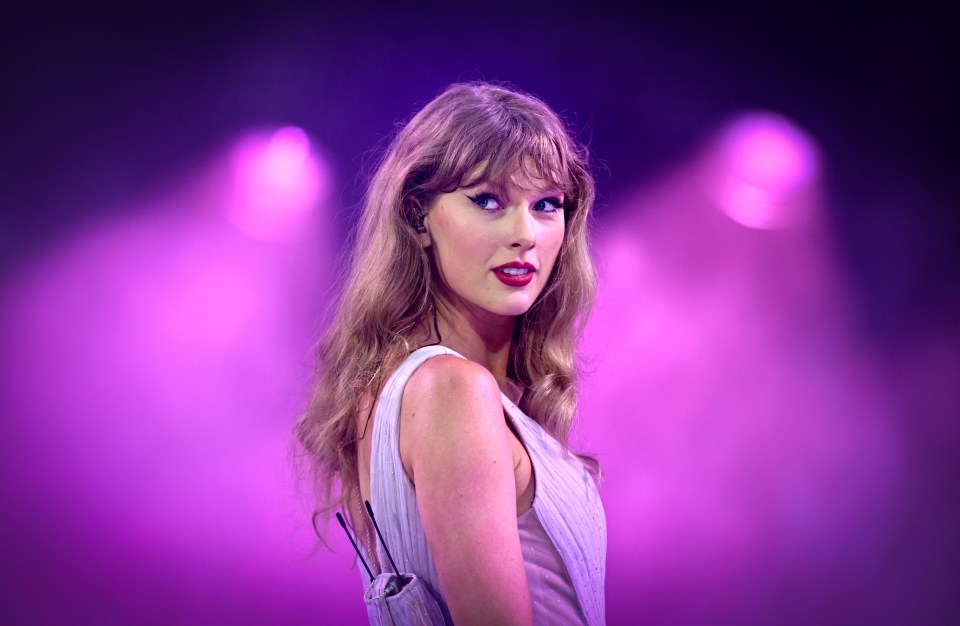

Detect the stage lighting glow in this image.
[0,158,341,621]
[267,125,311,169]
[578,158,901,624]
[227,126,328,242]
[712,112,819,229]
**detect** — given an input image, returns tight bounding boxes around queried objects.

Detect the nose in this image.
[509,206,536,249]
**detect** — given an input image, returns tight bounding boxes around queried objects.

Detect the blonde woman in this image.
[296,82,606,625]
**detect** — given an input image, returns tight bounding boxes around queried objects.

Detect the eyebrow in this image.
[464,179,564,200]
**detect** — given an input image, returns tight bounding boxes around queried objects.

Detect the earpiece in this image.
[413,206,427,234]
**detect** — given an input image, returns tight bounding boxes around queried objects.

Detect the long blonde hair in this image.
[295,81,597,534]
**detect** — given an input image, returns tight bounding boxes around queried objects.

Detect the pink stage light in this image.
[0,135,349,623]
[227,126,328,242]
[575,150,902,623]
[710,112,820,230]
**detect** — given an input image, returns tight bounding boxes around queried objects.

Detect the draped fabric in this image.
[363,572,446,626]
[365,346,606,625]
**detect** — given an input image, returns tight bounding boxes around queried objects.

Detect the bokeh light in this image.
[0,137,355,624]
[709,112,820,230]
[575,148,903,623]
[227,126,328,242]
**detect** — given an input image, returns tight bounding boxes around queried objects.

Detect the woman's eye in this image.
[534,197,564,213]
[468,193,501,211]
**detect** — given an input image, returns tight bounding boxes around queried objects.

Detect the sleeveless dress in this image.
[364,346,606,625]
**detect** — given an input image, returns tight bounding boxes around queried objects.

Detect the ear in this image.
[417,218,432,248]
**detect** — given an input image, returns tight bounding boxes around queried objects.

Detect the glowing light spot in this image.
[711,112,820,229]
[227,126,329,242]
[267,126,311,169]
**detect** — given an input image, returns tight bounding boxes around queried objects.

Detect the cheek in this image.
[432,214,485,269]
[433,210,471,243]
[542,223,566,266]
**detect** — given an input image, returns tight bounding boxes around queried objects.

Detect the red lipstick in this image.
[492,261,536,287]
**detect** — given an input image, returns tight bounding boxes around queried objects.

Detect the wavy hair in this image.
[294,81,597,535]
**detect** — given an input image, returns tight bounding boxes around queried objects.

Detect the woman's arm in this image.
[400,355,533,626]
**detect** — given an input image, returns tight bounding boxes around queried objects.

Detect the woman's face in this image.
[421,164,566,323]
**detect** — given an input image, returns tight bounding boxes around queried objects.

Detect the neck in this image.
[425,298,517,389]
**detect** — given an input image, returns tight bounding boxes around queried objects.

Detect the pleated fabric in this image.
[366,345,606,625]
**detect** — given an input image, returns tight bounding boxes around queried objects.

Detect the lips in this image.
[492,261,536,287]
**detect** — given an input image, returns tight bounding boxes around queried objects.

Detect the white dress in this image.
[363,346,606,625]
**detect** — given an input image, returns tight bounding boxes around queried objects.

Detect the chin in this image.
[493,295,538,317]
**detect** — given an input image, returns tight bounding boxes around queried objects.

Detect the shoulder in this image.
[398,354,533,623]
[399,355,509,482]
[403,354,502,410]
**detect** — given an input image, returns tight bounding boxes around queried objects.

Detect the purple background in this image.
[1,2,957,624]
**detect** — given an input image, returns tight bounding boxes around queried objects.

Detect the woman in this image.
[296,82,606,625]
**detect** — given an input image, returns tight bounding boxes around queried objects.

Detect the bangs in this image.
[463,133,570,193]
[431,113,575,197]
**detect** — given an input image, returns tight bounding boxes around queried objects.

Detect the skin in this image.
[356,164,566,626]
[417,168,566,384]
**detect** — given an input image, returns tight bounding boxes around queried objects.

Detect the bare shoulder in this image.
[403,355,501,411]
[399,355,508,483]
[398,354,530,623]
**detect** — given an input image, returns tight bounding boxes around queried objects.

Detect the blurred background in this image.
[1,2,957,624]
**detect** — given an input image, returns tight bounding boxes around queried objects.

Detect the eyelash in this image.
[535,197,564,213]
[467,193,500,211]
[467,193,564,213]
